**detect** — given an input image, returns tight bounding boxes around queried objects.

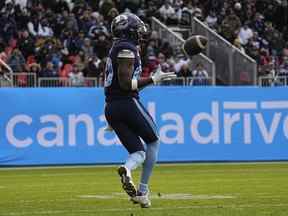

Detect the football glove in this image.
[151,65,176,84]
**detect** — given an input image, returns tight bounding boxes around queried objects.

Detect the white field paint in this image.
[79,195,115,199]
[78,193,235,200]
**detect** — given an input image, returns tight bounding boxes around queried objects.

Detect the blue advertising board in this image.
[0,87,288,165]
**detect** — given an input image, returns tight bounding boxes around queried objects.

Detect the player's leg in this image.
[128,98,160,207]
[105,102,146,197]
[139,140,159,192]
[110,121,146,197]
[133,139,159,208]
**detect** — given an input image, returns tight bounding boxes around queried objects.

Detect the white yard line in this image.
[78,193,235,200]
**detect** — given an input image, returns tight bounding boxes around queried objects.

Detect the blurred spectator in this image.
[252,12,265,35]
[177,62,192,78]
[18,30,35,59]
[107,8,119,25]
[238,22,253,46]
[122,0,141,13]
[205,11,218,30]
[40,61,58,77]
[93,32,110,59]
[28,62,41,86]
[192,63,209,77]
[220,10,241,42]
[234,38,245,53]
[159,41,173,60]
[193,7,203,20]
[157,52,170,72]
[8,48,26,72]
[81,38,94,61]
[66,12,79,33]
[27,14,42,37]
[53,0,70,14]
[191,63,209,85]
[0,11,17,42]
[38,19,54,37]
[258,48,273,77]
[142,55,158,78]
[68,63,85,87]
[63,30,84,55]
[28,62,41,75]
[279,57,288,77]
[248,31,261,50]
[174,55,188,74]
[159,0,177,24]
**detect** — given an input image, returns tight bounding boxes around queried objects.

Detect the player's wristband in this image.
[131,79,138,90]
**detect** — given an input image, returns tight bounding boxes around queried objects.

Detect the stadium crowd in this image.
[215,0,288,80]
[0,0,287,86]
[156,0,288,80]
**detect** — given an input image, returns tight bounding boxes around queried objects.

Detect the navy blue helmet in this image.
[111,13,149,44]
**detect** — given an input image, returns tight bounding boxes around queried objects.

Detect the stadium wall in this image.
[0,87,288,166]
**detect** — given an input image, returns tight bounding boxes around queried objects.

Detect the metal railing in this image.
[0,74,213,88]
[191,17,257,85]
[0,73,37,87]
[0,73,103,88]
[258,75,288,87]
[151,17,216,85]
[158,77,213,86]
[0,74,13,87]
[38,77,102,87]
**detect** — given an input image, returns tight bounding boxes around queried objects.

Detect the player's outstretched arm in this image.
[117,56,153,91]
[117,50,176,91]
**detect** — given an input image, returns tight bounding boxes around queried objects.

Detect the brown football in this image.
[182,35,208,57]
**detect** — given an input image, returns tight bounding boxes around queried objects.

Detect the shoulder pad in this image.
[117,49,135,59]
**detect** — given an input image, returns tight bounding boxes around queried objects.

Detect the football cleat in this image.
[117,166,137,197]
[130,191,151,208]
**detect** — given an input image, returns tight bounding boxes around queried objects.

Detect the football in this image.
[182,35,208,57]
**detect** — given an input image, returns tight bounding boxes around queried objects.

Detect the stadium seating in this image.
[0,0,287,87]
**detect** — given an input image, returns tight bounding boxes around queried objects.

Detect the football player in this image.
[104,13,176,208]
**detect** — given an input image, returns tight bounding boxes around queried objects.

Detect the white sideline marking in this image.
[78,193,235,200]
[154,193,235,200]
[1,161,288,171]
[5,203,288,215]
[0,161,288,172]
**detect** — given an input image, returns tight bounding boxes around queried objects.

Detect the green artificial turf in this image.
[0,163,288,216]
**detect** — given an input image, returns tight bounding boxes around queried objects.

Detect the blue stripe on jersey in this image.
[132,98,159,138]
